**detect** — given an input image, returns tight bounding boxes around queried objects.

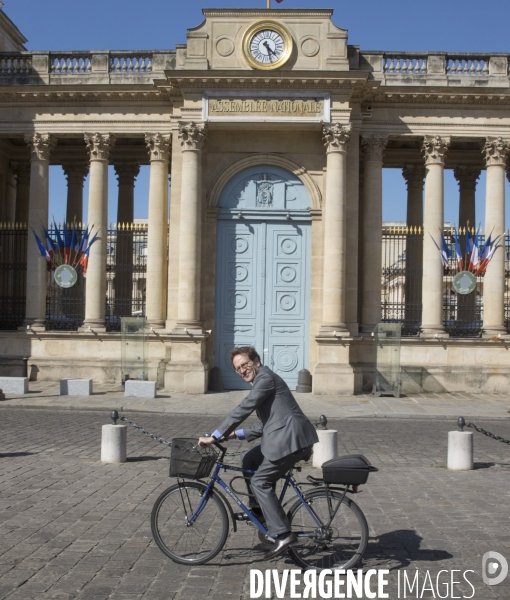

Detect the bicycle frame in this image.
[184,460,340,540]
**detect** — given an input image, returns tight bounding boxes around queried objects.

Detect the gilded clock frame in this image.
[242,21,293,71]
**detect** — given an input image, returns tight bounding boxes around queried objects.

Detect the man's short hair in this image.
[229,346,261,367]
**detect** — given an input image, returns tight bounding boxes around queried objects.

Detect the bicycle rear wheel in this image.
[288,489,368,571]
[151,481,228,565]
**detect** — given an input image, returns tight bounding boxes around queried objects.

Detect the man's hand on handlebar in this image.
[198,432,236,447]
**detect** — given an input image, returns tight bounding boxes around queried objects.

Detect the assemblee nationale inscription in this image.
[208,98,324,117]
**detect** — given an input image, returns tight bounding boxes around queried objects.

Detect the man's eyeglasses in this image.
[234,360,254,374]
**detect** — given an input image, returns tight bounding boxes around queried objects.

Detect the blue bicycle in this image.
[151,438,375,571]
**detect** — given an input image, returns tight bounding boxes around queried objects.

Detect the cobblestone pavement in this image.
[1,408,510,599]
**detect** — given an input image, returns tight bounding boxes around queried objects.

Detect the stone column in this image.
[454,166,479,230]
[23,133,57,329]
[11,162,31,224]
[483,137,510,335]
[318,123,351,336]
[114,163,139,317]
[345,121,361,335]
[403,165,425,325]
[360,135,387,333]
[421,135,450,337]
[145,134,170,328]
[173,122,207,334]
[62,162,89,225]
[82,133,115,330]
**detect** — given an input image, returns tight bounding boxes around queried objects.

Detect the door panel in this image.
[215,220,310,390]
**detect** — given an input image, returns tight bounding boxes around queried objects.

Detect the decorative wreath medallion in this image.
[242,21,293,70]
[452,270,476,295]
[54,264,78,288]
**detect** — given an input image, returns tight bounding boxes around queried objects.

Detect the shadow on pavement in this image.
[0,451,38,457]
[364,529,453,571]
[127,456,167,462]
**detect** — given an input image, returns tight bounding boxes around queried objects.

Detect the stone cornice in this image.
[166,71,368,92]
[202,9,334,17]
[0,89,171,104]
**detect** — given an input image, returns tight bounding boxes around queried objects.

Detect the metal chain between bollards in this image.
[458,415,510,445]
[467,422,510,446]
[111,410,244,455]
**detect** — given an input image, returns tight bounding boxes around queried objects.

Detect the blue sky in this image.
[6,0,510,227]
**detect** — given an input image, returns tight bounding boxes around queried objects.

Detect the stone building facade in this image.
[0,7,509,394]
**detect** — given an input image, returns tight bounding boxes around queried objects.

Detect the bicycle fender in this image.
[209,487,238,533]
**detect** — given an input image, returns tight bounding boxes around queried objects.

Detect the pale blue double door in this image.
[215,219,311,390]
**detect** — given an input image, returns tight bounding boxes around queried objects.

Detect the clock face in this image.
[250,30,285,65]
[242,21,292,70]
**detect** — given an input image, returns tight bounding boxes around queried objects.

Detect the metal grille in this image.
[0,224,147,331]
[381,227,509,338]
[0,224,27,330]
[106,223,147,332]
[381,226,422,336]
[443,229,483,338]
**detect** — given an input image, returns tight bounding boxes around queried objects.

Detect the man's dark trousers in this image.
[242,444,313,536]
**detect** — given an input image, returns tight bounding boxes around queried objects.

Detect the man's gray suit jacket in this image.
[215,365,319,461]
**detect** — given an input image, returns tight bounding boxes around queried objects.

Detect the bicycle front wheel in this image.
[288,489,368,571]
[151,481,228,565]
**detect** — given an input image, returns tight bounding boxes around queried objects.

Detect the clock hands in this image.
[263,40,277,61]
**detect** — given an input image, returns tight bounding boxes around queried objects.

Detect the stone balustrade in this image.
[383,54,428,75]
[110,54,152,73]
[0,50,175,84]
[359,50,509,85]
[51,54,92,74]
[446,55,489,76]
[0,55,31,74]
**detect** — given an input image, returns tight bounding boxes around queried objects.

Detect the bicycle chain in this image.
[118,413,245,455]
[467,422,510,446]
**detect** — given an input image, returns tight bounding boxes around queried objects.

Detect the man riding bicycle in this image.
[198,346,318,560]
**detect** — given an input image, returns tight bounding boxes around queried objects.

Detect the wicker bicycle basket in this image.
[169,438,219,479]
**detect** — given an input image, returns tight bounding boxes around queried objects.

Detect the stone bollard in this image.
[296,369,312,393]
[312,415,338,468]
[447,417,473,471]
[101,411,127,463]
[0,388,4,400]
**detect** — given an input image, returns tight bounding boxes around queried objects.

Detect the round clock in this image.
[242,21,293,70]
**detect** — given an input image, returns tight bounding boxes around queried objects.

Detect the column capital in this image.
[361,135,387,162]
[10,161,31,184]
[178,122,207,152]
[24,133,56,161]
[145,133,171,161]
[62,162,89,185]
[422,135,450,166]
[114,162,140,185]
[453,165,481,190]
[84,133,115,161]
[483,136,510,167]
[322,122,351,154]
[402,165,425,189]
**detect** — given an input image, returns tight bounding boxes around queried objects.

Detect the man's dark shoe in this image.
[264,532,298,560]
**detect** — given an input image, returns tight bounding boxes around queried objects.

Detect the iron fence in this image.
[0,223,27,330]
[382,227,510,337]
[0,224,147,331]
